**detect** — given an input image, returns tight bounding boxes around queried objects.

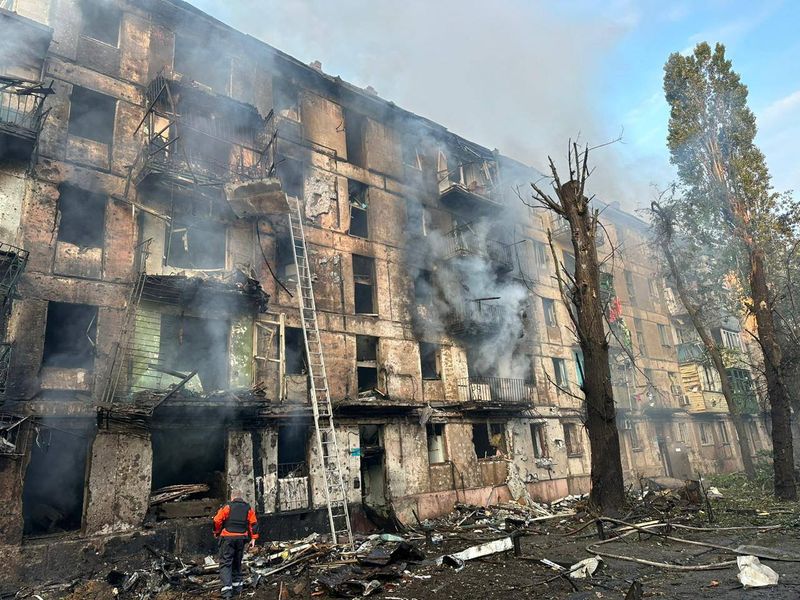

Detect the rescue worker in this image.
[212,490,259,598]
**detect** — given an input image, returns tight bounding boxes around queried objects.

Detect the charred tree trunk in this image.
[750,247,797,499]
[651,202,756,479]
[560,180,625,512]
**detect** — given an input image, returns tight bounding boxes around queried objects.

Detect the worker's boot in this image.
[221,585,233,600]
[233,580,243,596]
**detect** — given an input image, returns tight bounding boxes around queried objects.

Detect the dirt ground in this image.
[19,471,800,600]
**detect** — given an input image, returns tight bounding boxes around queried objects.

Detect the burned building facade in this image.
[0,0,770,566]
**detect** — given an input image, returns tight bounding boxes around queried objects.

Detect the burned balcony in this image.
[443,226,513,272]
[446,299,504,336]
[0,342,11,399]
[677,342,705,364]
[131,71,275,195]
[550,215,571,243]
[457,376,536,408]
[0,77,52,160]
[438,148,502,215]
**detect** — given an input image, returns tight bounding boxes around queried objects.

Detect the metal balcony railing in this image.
[551,215,571,242]
[446,300,504,335]
[0,77,51,141]
[443,228,513,271]
[0,342,11,398]
[0,243,29,304]
[677,342,705,364]
[457,376,536,406]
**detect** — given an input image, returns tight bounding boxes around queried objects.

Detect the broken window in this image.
[630,422,642,450]
[57,185,106,248]
[277,424,309,478]
[717,421,730,445]
[284,326,307,375]
[634,318,646,356]
[574,349,585,388]
[68,86,116,145]
[80,0,121,46]
[676,422,688,443]
[530,423,548,458]
[699,422,712,445]
[542,298,557,327]
[562,252,576,275]
[658,323,672,347]
[23,427,88,536]
[356,334,378,393]
[402,136,422,170]
[419,342,441,380]
[277,157,304,200]
[426,423,446,464]
[551,357,568,388]
[563,422,583,456]
[42,302,97,369]
[353,254,376,314]
[624,270,637,303]
[159,314,229,392]
[173,32,230,92]
[273,78,300,122]
[701,364,719,391]
[165,219,226,270]
[348,179,369,238]
[344,108,366,167]
[151,427,224,492]
[532,240,549,268]
[472,422,506,459]
[414,269,434,306]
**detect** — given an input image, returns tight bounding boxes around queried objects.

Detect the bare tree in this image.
[524,143,625,512]
[651,200,757,479]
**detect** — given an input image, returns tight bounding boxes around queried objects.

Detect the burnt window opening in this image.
[165,219,226,270]
[420,342,441,380]
[531,423,548,458]
[543,298,557,327]
[273,78,300,122]
[80,0,121,46]
[353,254,376,314]
[406,201,429,238]
[427,423,446,464]
[551,357,568,388]
[402,137,423,170]
[151,428,225,493]
[68,86,116,145]
[22,427,88,536]
[274,233,297,283]
[564,422,583,456]
[57,185,106,248]
[344,108,366,167]
[42,302,97,370]
[699,422,712,445]
[414,269,434,306]
[278,424,309,478]
[356,334,378,393]
[277,157,304,200]
[630,422,642,450]
[624,270,637,303]
[284,326,307,375]
[173,33,230,92]
[348,180,369,238]
[472,422,506,459]
[159,315,229,392]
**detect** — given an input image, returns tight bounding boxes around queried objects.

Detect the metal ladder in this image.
[100,242,150,405]
[286,196,353,546]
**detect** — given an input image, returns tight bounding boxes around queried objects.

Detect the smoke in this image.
[187,0,653,209]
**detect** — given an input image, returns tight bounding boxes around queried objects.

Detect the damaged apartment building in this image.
[0,0,770,557]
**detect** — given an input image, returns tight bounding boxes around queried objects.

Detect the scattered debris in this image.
[568,556,601,579]
[148,484,210,506]
[737,555,779,588]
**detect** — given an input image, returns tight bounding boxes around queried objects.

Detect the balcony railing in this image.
[438,159,502,214]
[443,228,513,272]
[677,342,705,364]
[0,77,50,139]
[457,376,535,406]
[0,342,11,398]
[446,300,504,336]
[0,242,29,304]
[551,215,571,242]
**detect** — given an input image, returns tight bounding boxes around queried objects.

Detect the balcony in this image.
[0,77,52,160]
[0,342,11,399]
[677,342,705,364]
[457,376,535,408]
[443,227,513,272]
[551,215,571,243]
[131,71,275,196]
[446,300,504,336]
[438,159,503,215]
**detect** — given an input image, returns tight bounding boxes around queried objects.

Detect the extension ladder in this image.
[286,196,353,546]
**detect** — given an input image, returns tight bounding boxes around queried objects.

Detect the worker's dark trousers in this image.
[219,537,246,597]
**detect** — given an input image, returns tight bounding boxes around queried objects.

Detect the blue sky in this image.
[188,0,799,208]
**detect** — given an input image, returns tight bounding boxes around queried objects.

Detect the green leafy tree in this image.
[663,42,796,499]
